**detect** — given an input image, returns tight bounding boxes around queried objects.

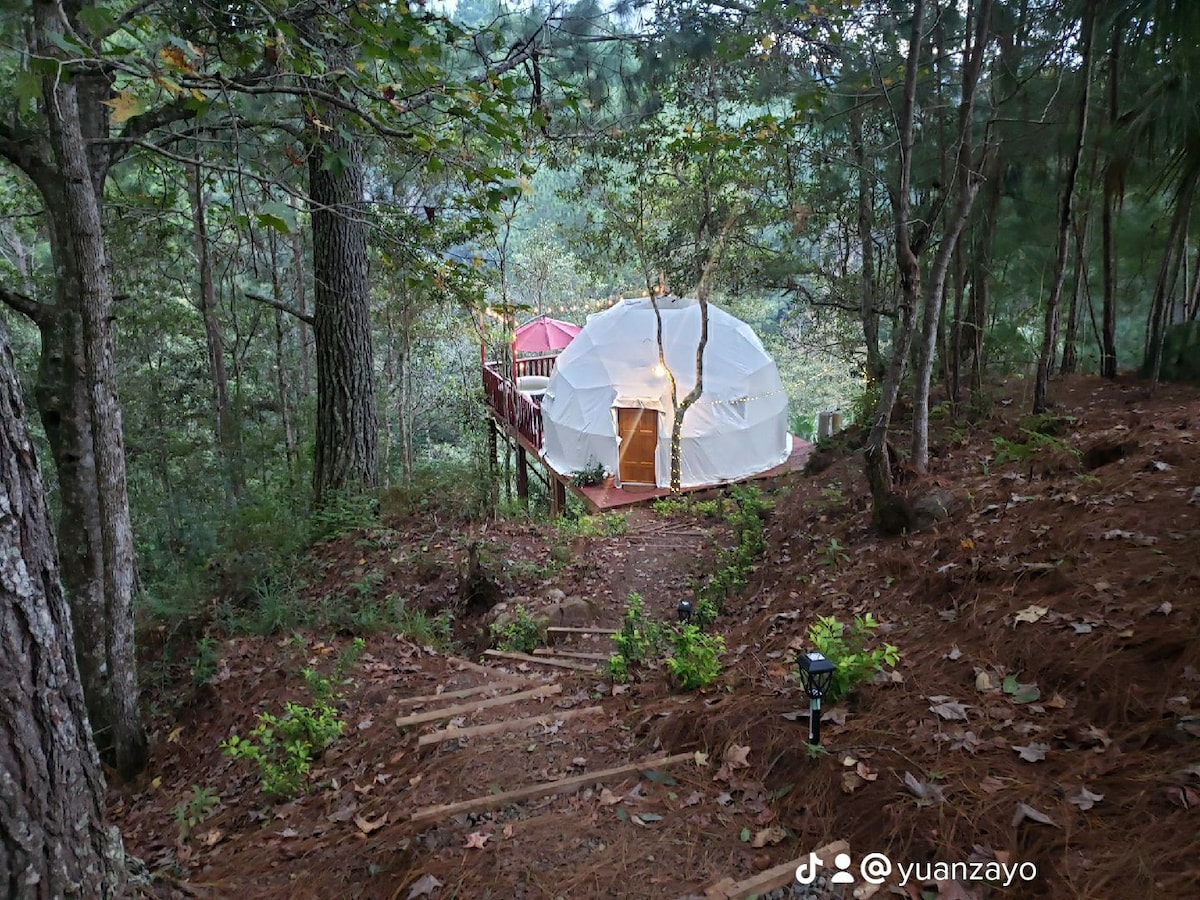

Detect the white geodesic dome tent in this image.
[539,296,791,488]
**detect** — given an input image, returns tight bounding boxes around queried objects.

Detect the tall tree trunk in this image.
[969,149,1004,399]
[1143,168,1197,384]
[850,105,884,380]
[290,198,312,396]
[1100,30,1121,378]
[28,0,148,778]
[947,240,967,407]
[911,0,992,472]
[42,39,147,779]
[1059,214,1090,375]
[864,0,925,518]
[1034,2,1096,413]
[0,324,127,899]
[308,68,378,505]
[188,163,240,501]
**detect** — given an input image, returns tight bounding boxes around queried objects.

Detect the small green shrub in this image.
[309,490,379,543]
[190,636,219,686]
[491,606,542,653]
[690,486,770,621]
[222,699,344,798]
[173,785,220,842]
[559,512,628,538]
[820,538,850,568]
[805,614,899,702]
[394,602,455,649]
[608,592,665,682]
[652,496,689,516]
[607,652,629,683]
[222,650,356,799]
[992,429,1080,467]
[570,458,608,487]
[850,380,881,427]
[665,625,725,690]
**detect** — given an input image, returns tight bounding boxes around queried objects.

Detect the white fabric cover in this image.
[539,296,791,488]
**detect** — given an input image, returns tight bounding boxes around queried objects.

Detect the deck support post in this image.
[487,420,499,511]
[516,445,529,506]
[550,475,567,517]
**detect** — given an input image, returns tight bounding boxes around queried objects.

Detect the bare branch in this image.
[0,286,48,326]
[244,291,313,325]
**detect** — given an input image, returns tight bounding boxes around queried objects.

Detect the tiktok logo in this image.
[794,851,825,885]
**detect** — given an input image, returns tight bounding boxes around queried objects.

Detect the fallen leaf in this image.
[842,771,865,794]
[693,750,709,767]
[931,700,970,721]
[979,776,1007,794]
[1012,802,1058,827]
[168,726,184,743]
[198,829,223,847]
[681,791,702,807]
[903,771,945,805]
[1045,693,1068,709]
[1013,742,1049,763]
[354,812,388,835]
[715,791,733,806]
[1014,605,1049,624]
[599,788,620,806]
[327,805,358,824]
[1071,622,1094,634]
[407,873,443,898]
[751,826,787,848]
[948,646,963,661]
[975,671,994,692]
[825,707,849,725]
[1068,786,1104,811]
[724,744,751,769]
[464,831,490,849]
[856,761,878,781]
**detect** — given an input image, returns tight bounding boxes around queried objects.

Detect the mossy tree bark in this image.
[0,324,127,899]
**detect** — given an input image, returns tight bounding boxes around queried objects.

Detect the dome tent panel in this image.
[540,296,791,488]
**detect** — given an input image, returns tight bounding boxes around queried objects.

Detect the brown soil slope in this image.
[112,375,1200,899]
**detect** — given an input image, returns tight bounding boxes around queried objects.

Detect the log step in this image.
[393,683,561,729]
[409,751,694,823]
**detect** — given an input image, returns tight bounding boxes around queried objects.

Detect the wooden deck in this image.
[481,356,812,514]
[573,435,812,512]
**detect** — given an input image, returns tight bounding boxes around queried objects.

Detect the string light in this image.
[702,390,786,406]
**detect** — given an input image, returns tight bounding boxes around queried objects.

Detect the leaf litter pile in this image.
[113,375,1200,899]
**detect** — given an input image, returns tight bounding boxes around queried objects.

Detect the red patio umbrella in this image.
[513,314,581,354]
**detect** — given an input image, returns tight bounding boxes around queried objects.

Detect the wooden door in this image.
[617,407,658,485]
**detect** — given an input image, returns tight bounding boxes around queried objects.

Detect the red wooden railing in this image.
[482,359,547,449]
[513,355,556,379]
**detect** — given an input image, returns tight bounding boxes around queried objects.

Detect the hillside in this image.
[112,374,1200,899]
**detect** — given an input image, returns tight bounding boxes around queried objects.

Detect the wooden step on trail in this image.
[484,649,598,672]
[409,751,695,823]
[546,626,618,635]
[533,648,611,661]
[394,683,561,729]
[445,655,529,683]
[418,704,605,747]
[394,682,522,710]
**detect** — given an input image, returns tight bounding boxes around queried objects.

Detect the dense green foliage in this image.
[1,0,1196,661]
[805,614,900,703]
